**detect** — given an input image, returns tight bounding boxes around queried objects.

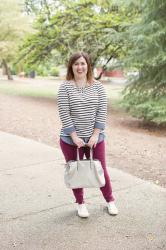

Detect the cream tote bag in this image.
[64,147,105,189]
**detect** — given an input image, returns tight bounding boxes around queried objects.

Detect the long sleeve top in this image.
[57,81,107,140]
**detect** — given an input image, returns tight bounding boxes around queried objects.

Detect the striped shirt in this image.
[57,80,107,139]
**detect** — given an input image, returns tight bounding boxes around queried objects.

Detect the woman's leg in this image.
[60,139,84,204]
[93,141,115,202]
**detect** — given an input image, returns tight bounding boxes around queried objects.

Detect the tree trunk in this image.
[2,59,13,80]
[95,56,114,80]
[95,65,107,80]
[95,47,121,80]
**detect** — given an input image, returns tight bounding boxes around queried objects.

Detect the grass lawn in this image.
[0,78,59,99]
[0,78,125,107]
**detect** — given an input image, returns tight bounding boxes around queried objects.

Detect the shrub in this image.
[120,92,166,125]
[50,67,59,77]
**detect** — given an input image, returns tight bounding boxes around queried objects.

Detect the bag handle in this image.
[76,146,93,161]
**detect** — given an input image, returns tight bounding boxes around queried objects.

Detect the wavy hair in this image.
[66,52,93,84]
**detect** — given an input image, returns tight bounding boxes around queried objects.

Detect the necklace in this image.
[74,80,88,88]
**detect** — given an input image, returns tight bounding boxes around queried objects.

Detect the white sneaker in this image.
[77,204,89,218]
[107,201,118,215]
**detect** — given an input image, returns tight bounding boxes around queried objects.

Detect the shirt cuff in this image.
[94,122,105,130]
[63,126,75,135]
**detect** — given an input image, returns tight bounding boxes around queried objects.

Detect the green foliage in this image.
[50,67,59,77]
[19,0,135,68]
[0,0,31,62]
[121,95,166,124]
[121,0,166,125]
[34,65,49,76]
[21,57,60,77]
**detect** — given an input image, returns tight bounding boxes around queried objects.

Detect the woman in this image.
[58,52,118,218]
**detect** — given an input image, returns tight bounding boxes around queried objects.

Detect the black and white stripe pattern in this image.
[57,81,107,138]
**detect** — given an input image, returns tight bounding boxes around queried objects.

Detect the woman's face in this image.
[72,56,88,80]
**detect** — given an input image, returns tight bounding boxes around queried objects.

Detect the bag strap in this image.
[76,147,93,161]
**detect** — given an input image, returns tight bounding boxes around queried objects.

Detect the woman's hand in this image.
[70,132,85,148]
[87,134,99,148]
[87,128,100,148]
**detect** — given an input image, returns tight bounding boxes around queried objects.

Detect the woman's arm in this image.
[87,83,107,148]
[57,83,75,134]
[94,83,107,130]
[58,83,85,148]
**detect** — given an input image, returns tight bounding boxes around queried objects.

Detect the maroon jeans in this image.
[60,139,114,204]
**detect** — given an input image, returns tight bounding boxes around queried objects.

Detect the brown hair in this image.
[66,52,93,84]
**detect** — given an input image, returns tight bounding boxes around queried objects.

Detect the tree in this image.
[19,0,135,77]
[122,0,166,125]
[0,0,31,79]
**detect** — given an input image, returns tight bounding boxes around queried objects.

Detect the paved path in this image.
[0,131,165,250]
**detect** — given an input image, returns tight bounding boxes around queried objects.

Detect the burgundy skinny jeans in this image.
[60,139,114,204]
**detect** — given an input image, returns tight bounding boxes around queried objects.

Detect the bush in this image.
[120,93,166,125]
[35,66,49,76]
[50,67,59,77]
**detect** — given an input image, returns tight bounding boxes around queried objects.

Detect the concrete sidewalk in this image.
[0,131,165,250]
